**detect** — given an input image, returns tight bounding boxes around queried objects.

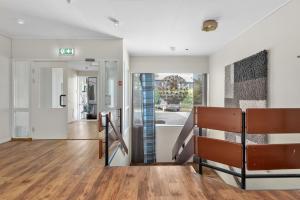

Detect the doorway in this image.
[12,59,119,140]
[67,61,99,139]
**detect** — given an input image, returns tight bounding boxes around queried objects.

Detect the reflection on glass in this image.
[105,61,118,108]
[39,68,64,108]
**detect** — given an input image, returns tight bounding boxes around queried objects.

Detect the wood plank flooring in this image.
[0,140,300,200]
[67,121,99,139]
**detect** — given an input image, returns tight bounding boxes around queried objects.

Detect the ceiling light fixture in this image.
[17,19,25,25]
[170,46,176,51]
[66,0,71,4]
[185,49,189,51]
[202,19,218,32]
[108,17,119,27]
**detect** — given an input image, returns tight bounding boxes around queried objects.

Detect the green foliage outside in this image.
[179,89,193,111]
[193,78,202,105]
[154,89,161,105]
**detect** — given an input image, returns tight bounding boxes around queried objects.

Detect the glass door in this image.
[13,61,31,138]
[31,61,68,139]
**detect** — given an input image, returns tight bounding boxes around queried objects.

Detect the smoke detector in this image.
[108,17,120,27]
[202,19,218,32]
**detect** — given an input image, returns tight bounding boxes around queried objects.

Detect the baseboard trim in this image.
[11,138,33,141]
[0,137,11,144]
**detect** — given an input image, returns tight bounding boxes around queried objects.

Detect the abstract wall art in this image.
[224,50,268,144]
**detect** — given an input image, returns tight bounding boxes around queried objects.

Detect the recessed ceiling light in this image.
[185,49,189,51]
[170,46,176,51]
[66,0,71,4]
[108,17,119,27]
[17,19,25,25]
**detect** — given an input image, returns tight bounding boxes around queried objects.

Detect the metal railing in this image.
[194,107,300,190]
[100,108,128,166]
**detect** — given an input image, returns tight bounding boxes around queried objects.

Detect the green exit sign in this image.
[59,48,75,56]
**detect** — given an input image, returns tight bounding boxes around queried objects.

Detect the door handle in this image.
[59,95,67,107]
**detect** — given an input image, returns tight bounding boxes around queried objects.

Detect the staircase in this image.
[172,109,196,164]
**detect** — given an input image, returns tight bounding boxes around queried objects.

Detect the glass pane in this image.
[155,73,193,125]
[105,61,118,108]
[193,74,207,106]
[39,68,64,108]
[132,73,207,126]
[193,74,203,106]
[14,112,30,138]
[14,62,29,108]
[132,74,142,126]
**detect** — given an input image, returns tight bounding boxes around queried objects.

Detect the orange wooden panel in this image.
[247,144,300,170]
[246,108,300,134]
[197,107,243,133]
[195,136,242,168]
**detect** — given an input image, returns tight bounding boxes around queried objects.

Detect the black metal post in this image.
[119,108,122,134]
[241,112,246,189]
[201,162,242,178]
[105,114,109,166]
[198,127,203,175]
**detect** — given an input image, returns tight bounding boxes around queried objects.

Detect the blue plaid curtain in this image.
[140,73,156,164]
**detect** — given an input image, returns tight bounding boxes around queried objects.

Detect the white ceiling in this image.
[0,0,290,55]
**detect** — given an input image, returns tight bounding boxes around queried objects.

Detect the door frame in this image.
[11,58,119,139]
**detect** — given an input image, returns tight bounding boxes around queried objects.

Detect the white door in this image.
[31,61,68,139]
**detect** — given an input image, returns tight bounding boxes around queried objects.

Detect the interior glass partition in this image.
[13,61,30,138]
[131,73,208,163]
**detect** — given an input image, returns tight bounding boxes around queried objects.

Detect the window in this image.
[132,73,207,126]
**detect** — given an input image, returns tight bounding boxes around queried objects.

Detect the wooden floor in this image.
[67,120,99,139]
[0,140,300,200]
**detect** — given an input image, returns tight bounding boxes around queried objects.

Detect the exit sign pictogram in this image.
[59,48,75,56]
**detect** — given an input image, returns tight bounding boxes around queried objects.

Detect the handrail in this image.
[99,108,122,133]
[172,109,195,164]
[193,106,300,190]
[104,112,128,166]
[107,117,129,154]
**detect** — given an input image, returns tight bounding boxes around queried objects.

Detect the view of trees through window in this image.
[132,73,206,126]
[155,73,204,125]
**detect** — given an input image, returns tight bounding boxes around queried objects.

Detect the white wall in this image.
[12,39,123,61]
[0,35,11,144]
[209,0,300,189]
[130,56,209,73]
[67,69,78,123]
[156,126,181,162]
